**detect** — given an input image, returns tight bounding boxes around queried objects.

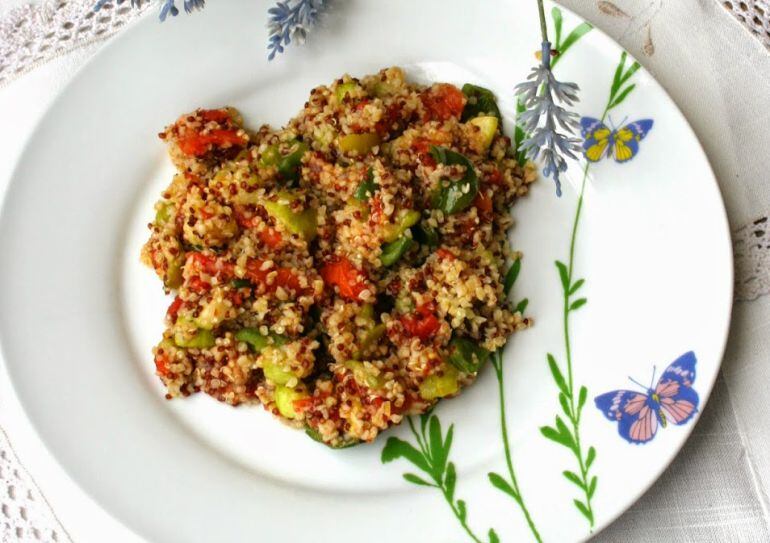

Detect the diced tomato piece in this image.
[199,109,231,123]
[231,292,244,307]
[401,302,441,341]
[177,129,247,157]
[188,276,211,293]
[154,352,170,377]
[486,168,504,186]
[293,397,314,413]
[473,191,493,218]
[166,296,184,322]
[244,259,304,294]
[420,84,466,122]
[258,227,283,249]
[436,248,456,260]
[320,257,370,301]
[375,103,403,136]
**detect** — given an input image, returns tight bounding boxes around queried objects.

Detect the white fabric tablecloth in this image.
[1,1,770,541]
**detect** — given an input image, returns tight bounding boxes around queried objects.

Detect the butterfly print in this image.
[594,351,699,444]
[581,116,653,163]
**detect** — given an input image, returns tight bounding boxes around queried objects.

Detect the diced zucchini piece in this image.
[234,328,287,353]
[155,202,172,225]
[194,295,230,330]
[338,133,380,155]
[263,193,318,241]
[343,360,385,389]
[419,366,460,400]
[335,82,362,102]
[275,386,309,419]
[468,116,498,151]
[173,327,215,349]
[382,209,421,243]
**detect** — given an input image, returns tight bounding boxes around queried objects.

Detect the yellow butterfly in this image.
[581,117,654,163]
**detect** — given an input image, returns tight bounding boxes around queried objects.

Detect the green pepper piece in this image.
[174,328,215,349]
[430,146,479,215]
[354,168,379,201]
[381,237,415,266]
[234,328,288,353]
[277,141,309,182]
[231,278,252,289]
[447,336,490,373]
[412,224,440,247]
[461,83,502,122]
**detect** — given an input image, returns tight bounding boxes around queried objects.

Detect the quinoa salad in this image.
[141,67,536,447]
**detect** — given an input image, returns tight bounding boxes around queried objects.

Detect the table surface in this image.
[1,1,770,542]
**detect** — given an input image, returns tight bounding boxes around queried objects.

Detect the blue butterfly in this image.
[595,351,699,444]
[581,117,654,163]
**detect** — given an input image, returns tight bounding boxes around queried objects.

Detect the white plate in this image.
[0,1,732,542]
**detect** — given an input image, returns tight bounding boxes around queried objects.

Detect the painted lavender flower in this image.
[515,42,581,197]
[94,0,328,59]
[267,0,328,60]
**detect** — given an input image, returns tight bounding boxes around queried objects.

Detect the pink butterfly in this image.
[594,352,699,444]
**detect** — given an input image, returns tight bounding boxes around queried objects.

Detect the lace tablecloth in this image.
[1,1,769,541]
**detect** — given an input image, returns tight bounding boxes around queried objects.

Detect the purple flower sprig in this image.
[514,0,584,197]
[94,0,328,59]
[94,0,205,22]
[267,0,327,60]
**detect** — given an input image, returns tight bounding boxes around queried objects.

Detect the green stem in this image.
[561,104,611,529]
[536,0,549,43]
[494,356,543,542]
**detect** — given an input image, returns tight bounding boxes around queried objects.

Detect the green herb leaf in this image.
[609,84,636,111]
[577,386,588,415]
[559,392,573,420]
[570,298,587,311]
[461,84,502,122]
[429,416,448,475]
[231,278,252,289]
[444,462,457,500]
[555,22,593,65]
[380,236,415,267]
[574,499,594,524]
[547,353,570,397]
[447,336,490,373]
[514,298,529,314]
[588,476,598,499]
[403,473,433,486]
[489,528,500,543]
[552,7,564,49]
[430,146,479,215]
[514,98,529,166]
[456,499,467,522]
[619,61,641,89]
[563,470,585,489]
[540,425,574,450]
[504,258,521,296]
[354,168,379,201]
[611,51,628,99]
[413,223,439,247]
[568,278,585,295]
[586,446,596,469]
[381,437,431,473]
[488,472,517,498]
[555,260,570,291]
